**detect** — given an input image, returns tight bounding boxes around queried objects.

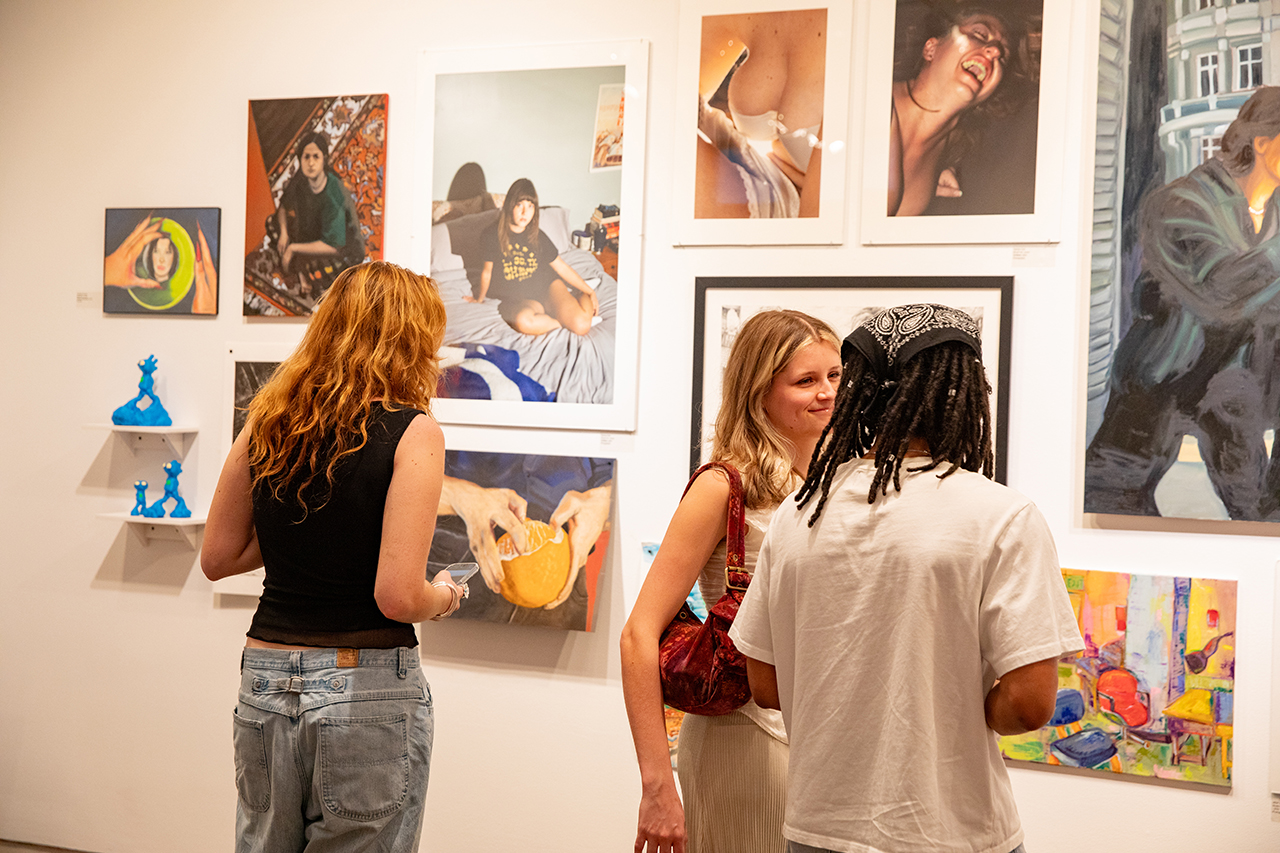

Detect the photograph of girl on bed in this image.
[471,178,599,336]
[695,8,827,219]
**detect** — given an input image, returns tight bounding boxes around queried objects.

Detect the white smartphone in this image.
[446,562,479,584]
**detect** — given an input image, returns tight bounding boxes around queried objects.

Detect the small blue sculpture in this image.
[131,480,149,516]
[112,354,172,426]
[142,460,191,518]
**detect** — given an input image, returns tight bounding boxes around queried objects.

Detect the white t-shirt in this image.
[729,458,1083,853]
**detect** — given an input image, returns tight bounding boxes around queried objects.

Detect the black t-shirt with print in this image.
[480,223,559,303]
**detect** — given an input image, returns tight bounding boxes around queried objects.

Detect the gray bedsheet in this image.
[435,246,616,404]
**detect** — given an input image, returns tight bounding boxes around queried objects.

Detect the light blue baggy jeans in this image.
[233,647,434,853]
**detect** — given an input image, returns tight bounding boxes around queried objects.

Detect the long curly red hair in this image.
[246,261,447,513]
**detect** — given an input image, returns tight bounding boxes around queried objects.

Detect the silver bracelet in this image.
[430,581,460,620]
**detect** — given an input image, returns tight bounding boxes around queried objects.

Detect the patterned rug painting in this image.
[244,94,387,317]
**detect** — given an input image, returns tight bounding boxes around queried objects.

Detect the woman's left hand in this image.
[428,569,465,620]
[545,484,612,609]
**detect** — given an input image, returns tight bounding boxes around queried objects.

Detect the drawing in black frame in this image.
[690,276,1014,482]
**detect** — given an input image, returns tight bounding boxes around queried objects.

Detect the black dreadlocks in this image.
[795,341,993,526]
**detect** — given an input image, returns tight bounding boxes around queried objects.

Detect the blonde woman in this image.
[202,261,463,853]
[621,310,842,853]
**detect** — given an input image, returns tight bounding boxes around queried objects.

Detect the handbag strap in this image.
[682,462,747,574]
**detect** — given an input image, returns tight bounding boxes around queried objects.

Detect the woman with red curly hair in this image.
[203,260,462,852]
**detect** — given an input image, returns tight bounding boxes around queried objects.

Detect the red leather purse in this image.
[657,462,753,716]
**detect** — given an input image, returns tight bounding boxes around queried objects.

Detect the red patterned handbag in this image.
[657,462,753,716]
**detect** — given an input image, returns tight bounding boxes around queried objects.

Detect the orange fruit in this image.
[495,519,571,608]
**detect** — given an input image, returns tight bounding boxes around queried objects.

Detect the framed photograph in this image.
[213,340,300,597]
[243,94,387,317]
[1002,568,1236,791]
[103,208,220,315]
[428,438,615,633]
[860,0,1068,244]
[414,40,648,432]
[1085,2,1280,524]
[671,0,852,245]
[692,276,1012,480]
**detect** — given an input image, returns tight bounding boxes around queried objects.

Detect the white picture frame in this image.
[413,40,649,432]
[859,0,1068,245]
[670,0,853,245]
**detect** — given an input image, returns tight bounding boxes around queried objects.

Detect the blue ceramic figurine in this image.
[142,460,191,518]
[112,354,173,426]
[131,480,148,516]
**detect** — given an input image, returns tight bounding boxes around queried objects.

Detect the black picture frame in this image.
[691,275,1014,481]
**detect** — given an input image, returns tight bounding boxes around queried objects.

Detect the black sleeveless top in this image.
[248,407,423,648]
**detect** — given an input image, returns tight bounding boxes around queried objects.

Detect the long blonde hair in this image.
[247,261,447,512]
[711,310,840,509]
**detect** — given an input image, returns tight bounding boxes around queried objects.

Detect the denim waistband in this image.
[240,646,416,676]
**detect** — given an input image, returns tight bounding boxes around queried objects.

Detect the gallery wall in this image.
[0,1,1277,852]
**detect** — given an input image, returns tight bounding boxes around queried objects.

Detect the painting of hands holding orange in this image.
[428,451,615,631]
[102,207,219,314]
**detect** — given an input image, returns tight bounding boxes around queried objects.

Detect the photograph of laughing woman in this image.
[888,0,1042,217]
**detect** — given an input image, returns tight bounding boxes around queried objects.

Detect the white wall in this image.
[0,2,1276,852]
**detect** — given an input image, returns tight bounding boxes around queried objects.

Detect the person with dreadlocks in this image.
[729,304,1081,853]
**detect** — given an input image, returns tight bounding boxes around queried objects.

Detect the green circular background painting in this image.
[130,217,195,310]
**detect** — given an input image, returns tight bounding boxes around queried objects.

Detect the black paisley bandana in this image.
[842,303,982,382]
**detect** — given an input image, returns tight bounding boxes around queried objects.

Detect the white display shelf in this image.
[99,511,206,548]
[88,423,198,459]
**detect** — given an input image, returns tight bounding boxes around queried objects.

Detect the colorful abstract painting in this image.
[1001,569,1236,789]
[243,95,387,316]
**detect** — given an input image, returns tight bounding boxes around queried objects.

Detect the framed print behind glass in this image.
[413,40,649,432]
[860,0,1067,244]
[671,0,852,245]
[692,276,1013,480]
